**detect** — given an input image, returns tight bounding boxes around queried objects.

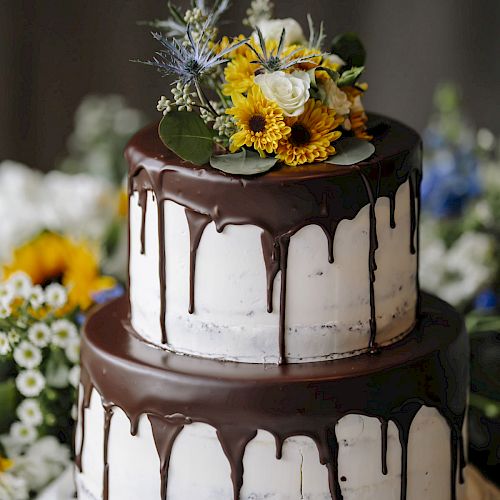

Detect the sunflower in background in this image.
[2,232,115,311]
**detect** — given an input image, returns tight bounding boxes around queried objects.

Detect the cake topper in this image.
[137,0,374,172]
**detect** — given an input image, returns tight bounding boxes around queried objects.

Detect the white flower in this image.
[318,79,351,116]
[16,399,43,427]
[9,421,37,445]
[0,301,11,319]
[0,471,28,500]
[13,341,42,369]
[0,331,10,355]
[7,330,20,346]
[255,70,310,117]
[68,365,80,388]
[0,284,14,305]
[28,322,52,348]
[44,283,68,310]
[7,272,32,299]
[16,370,45,397]
[27,285,45,310]
[65,338,80,364]
[51,319,78,348]
[255,18,305,46]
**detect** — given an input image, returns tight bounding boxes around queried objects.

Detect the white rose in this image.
[318,79,351,116]
[255,18,305,46]
[255,70,310,117]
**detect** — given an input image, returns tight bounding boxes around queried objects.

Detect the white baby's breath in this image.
[28,285,45,310]
[13,342,42,369]
[65,337,80,364]
[68,365,80,388]
[28,322,52,348]
[7,272,33,299]
[51,319,78,348]
[9,421,37,445]
[0,283,14,305]
[7,330,20,346]
[0,470,28,500]
[16,399,43,427]
[44,283,68,310]
[16,370,45,398]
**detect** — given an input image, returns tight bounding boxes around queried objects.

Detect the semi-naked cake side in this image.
[75,116,469,500]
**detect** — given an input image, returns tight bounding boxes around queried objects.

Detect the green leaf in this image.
[316,66,340,83]
[325,138,375,166]
[45,350,70,389]
[331,33,366,68]
[159,111,214,166]
[337,66,365,87]
[210,149,278,175]
[0,379,19,433]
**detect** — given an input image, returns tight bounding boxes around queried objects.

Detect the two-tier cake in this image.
[75,4,468,499]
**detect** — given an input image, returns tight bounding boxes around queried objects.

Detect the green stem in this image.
[195,80,219,117]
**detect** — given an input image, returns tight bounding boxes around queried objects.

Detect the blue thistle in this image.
[142,21,247,85]
[247,27,323,72]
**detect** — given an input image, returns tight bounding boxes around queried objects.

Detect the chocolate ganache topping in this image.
[78,293,468,500]
[126,115,422,363]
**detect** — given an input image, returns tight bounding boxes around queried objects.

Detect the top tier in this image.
[126,115,422,364]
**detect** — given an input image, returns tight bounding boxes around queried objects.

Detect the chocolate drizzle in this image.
[137,190,148,254]
[126,116,422,362]
[102,403,114,500]
[79,293,468,500]
[185,209,211,314]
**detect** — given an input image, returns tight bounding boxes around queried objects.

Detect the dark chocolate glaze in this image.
[78,293,468,500]
[126,115,422,363]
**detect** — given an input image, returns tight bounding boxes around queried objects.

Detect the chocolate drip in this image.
[389,192,396,229]
[81,294,468,500]
[379,417,389,475]
[102,403,114,500]
[409,171,417,255]
[138,190,148,254]
[148,414,188,500]
[216,426,258,500]
[185,209,212,314]
[278,236,290,364]
[126,116,422,359]
[157,197,168,344]
[75,368,92,473]
[356,167,379,349]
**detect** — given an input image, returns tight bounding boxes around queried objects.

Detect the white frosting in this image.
[129,180,417,363]
[76,388,465,500]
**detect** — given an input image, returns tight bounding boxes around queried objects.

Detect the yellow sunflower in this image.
[222,55,257,96]
[276,99,343,166]
[283,45,322,71]
[226,85,291,156]
[2,232,115,311]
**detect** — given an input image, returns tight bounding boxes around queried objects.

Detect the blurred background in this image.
[1,0,500,170]
[0,0,499,496]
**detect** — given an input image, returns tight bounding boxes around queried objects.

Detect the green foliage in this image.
[325,138,375,166]
[159,111,215,165]
[210,149,278,175]
[337,66,365,87]
[0,379,19,434]
[331,33,366,68]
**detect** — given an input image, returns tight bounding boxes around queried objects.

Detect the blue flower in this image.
[474,289,498,311]
[92,284,125,305]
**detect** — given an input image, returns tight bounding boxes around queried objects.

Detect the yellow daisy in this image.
[283,45,322,71]
[226,85,291,156]
[2,232,115,311]
[222,55,257,96]
[276,99,343,166]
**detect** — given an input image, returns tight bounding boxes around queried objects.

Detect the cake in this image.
[75,5,469,499]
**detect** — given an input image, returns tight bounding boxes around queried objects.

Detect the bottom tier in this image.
[76,294,469,500]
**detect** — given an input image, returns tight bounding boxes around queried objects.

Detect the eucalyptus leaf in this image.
[331,33,366,68]
[159,110,214,166]
[325,138,375,166]
[0,379,18,433]
[210,149,278,175]
[337,66,365,87]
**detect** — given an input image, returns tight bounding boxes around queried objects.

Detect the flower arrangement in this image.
[139,0,374,173]
[0,272,81,497]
